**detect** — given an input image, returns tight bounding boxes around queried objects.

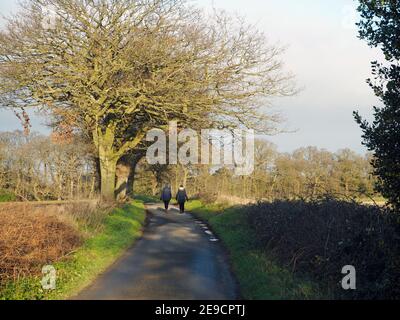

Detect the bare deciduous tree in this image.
[0,0,295,201]
[0,131,96,201]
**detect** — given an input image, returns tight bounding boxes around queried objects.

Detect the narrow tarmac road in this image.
[75,204,238,300]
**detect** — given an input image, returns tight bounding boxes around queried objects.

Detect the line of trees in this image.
[1,132,374,203]
[134,140,376,202]
[0,131,97,201]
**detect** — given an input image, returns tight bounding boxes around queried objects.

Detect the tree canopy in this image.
[0,0,294,201]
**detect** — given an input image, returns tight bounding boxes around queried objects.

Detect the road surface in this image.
[75,204,238,300]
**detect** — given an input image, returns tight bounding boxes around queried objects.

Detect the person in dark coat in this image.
[176,185,189,213]
[160,185,172,211]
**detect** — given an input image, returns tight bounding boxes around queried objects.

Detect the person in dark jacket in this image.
[160,185,172,211]
[176,185,189,213]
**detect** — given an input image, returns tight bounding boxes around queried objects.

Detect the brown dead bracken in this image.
[0,203,81,283]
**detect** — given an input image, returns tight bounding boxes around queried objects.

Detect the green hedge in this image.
[246,199,400,300]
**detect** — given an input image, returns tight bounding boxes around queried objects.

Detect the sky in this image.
[0,0,382,154]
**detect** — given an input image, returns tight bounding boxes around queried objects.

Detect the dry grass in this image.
[216,195,257,205]
[0,200,107,284]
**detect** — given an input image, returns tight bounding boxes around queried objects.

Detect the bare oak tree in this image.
[0,0,294,201]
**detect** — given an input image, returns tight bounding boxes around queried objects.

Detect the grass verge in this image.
[0,189,16,202]
[133,194,160,204]
[0,201,146,300]
[186,200,328,300]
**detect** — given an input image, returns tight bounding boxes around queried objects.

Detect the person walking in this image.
[176,185,189,214]
[160,184,172,212]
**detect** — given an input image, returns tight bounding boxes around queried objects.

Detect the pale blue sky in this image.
[0,0,381,153]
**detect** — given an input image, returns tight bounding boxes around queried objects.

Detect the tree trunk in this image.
[127,162,136,196]
[94,127,119,202]
[99,155,117,202]
[93,126,145,202]
[70,179,74,199]
[151,174,158,196]
[90,175,96,199]
[127,154,143,197]
[182,165,188,187]
[115,161,131,202]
